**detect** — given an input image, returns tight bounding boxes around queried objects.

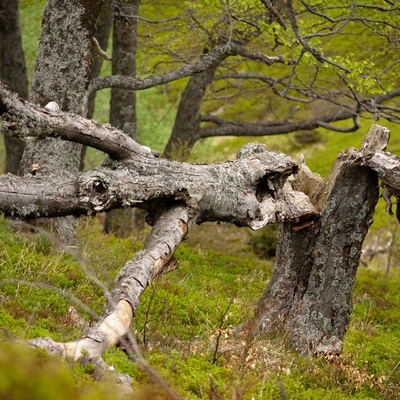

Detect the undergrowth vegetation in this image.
[0,216,399,399]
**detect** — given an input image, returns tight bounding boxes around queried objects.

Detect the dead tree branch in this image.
[0,84,318,228]
[29,204,192,361]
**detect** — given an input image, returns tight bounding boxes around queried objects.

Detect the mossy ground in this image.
[0,216,399,399]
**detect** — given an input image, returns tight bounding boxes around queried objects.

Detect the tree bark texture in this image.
[251,124,388,355]
[0,84,318,229]
[83,0,113,170]
[87,0,112,119]
[28,204,193,398]
[0,0,28,174]
[18,0,103,243]
[110,0,138,139]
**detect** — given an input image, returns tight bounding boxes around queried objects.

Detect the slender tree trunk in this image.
[251,125,387,355]
[0,0,28,174]
[163,50,226,160]
[87,0,112,120]
[109,0,138,139]
[82,0,113,170]
[105,0,141,236]
[18,0,103,243]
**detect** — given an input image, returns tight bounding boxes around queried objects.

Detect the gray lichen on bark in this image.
[18,0,103,243]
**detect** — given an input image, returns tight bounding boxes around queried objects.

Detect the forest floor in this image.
[0,214,399,399]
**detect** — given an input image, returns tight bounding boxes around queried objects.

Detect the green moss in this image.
[0,341,134,400]
[1,212,399,399]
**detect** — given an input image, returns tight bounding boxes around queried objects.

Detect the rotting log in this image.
[0,83,318,229]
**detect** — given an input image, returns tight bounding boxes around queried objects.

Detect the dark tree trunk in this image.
[251,125,388,355]
[109,0,138,139]
[18,0,103,243]
[105,0,140,237]
[87,0,112,120]
[163,50,226,160]
[83,0,113,170]
[0,0,28,174]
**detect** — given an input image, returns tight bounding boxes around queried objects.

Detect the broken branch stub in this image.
[251,124,389,355]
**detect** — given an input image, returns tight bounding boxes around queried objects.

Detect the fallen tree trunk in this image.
[30,204,193,361]
[0,84,319,368]
[0,83,318,229]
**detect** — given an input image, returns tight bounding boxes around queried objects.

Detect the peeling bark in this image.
[0,146,317,229]
[0,83,318,228]
[30,204,192,363]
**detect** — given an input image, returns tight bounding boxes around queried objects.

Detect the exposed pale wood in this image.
[292,155,325,212]
[360,123,390,152]
[30,204,193,365]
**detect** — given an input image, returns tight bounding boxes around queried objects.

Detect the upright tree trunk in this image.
[163,50,226,160]
[105,0,140,236]
[109,0,138,139]
[251,125,387,355]
[0,0,28,174]
[84,0,112,169]
[87,0,112,120]
[18,0,103,243]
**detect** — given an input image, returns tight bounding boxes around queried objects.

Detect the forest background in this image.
[0,1,399,399]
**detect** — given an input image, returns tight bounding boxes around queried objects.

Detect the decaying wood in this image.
[30,204,192,394]
[0,150,318,228]
[251,124,389,355]
[0,83,321,385]
[0,83,318,229]
[292,155,326,212]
